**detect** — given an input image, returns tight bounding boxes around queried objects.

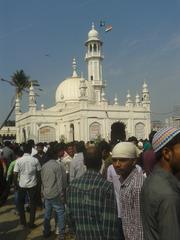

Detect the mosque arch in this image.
[135,122,145,140]
[93,43,97,52]
[38,126,56,143]
[89,122,101,140]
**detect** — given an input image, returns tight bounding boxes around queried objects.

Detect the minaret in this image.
[114,94,118,105]
[29,82,36,112]
[15,95,21,114]
[126,90,133,107]
[85,23,105,102]
[72,58,78,78]
[135,93,141,107]
[142,81,150,110]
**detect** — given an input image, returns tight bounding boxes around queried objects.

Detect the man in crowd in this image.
[33,142,45,166]
[14,143,41,229]
[141,127,180,240]
[70,141,86,182]
[67,146,120,240]
[111,142,144,240]
[97,140,112,178]
[41,143,67,240]
[2,141,15,168]
[142,130,157,175]
[62,142,74,183]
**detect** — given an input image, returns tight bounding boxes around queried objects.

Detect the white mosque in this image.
[15,24,151,143]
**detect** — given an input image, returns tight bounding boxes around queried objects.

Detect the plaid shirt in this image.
[120,167,144,240]
[67,170,120,240]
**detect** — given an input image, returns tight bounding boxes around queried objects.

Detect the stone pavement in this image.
[0,194,75,240]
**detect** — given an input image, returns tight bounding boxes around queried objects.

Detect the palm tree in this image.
[0,70,41,130]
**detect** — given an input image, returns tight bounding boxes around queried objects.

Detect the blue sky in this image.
[0,0,180,123]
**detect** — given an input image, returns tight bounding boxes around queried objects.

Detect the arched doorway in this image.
[89,122,101,140]
[39,126,56,142]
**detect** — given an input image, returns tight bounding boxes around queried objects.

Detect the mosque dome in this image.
[55,59,95,103]
[56,77,95,103]
[88,23,99,40]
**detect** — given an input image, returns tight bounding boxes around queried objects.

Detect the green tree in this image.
[0,70,41,130]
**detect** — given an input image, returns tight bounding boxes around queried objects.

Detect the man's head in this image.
[45,142,65,161]
[74,141,86,154]
[112,142,138,179]
[36,142,44,155]
[97,140,111,160]
[4,141,11,147]
[128,136,138,146]
[55,143,65,159]
[23,143,32,154]
[152,127,180,175]
[27,139,35,148]
[84,146,102,171]
[65,142,74,158]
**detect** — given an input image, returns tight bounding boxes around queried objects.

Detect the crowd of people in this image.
[0,126,180,240]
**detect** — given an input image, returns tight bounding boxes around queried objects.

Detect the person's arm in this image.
[13,172,18,190]
[13,161,19,189]
[158,196,180,240]
[66,185,76,233]
[35,159,41,185]
[69,159,76,182]
[57,164,67,203]
[132,185,144,240]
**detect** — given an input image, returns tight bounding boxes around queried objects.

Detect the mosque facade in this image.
[15,24,151,143]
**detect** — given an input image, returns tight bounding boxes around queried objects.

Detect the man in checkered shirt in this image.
[111,142,144,240]
[66,146,120,240]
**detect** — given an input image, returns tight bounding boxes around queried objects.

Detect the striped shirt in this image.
[67,170,120,240]
[120,167,144,240]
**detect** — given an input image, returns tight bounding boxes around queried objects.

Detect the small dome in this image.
[55,77,95,103]
[88,23,99,40]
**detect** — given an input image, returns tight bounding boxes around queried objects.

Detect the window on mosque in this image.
[89,122,101,140]
[39,126,56,142]
[91,75,93,80]
[93,44,97,52]
[135,123,145,140]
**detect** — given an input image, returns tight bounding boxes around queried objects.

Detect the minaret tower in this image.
[85,23,105,102]
[29,82,36,112]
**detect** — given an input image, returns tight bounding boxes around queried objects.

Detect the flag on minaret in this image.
[105,25,112,32]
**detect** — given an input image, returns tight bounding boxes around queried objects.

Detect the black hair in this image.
[128,136,138,145]
[65,142,74,149]
[97,140,111,153]
[84,146,102,171]
[75,141,86,153]
[4,141,11,147]
[14,147,24,157]
[36,142,44,147]
[149,131,157,144]
[155,132,180,161]
[44,142,65,161]
[23,143,32,154]
[27,139,35,147]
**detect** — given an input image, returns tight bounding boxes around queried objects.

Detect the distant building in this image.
[165,105,180,128]
[0,126,16,142]
[15,24,151,143]
[151,120,164,131]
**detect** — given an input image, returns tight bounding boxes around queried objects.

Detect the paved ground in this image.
[0,193,75,240]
